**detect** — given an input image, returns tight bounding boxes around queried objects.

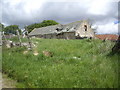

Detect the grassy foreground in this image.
[2,38,118,88]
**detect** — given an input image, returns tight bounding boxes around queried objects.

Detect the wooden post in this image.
[25,26,32,50]
[2,31,7,43]
[16,30,22,46]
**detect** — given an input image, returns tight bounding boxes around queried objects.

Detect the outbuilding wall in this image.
[31,32,76,39]
[76,20,95,38]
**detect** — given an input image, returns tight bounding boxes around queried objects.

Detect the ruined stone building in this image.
[28,20,95,39]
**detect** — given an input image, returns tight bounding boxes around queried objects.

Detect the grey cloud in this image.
[1,1,119,34]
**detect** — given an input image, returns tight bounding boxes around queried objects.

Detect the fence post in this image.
[25,26,32,50]
[16,30,22,46]
[2,31,7,43]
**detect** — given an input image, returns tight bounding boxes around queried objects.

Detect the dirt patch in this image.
[33,50,39,56]
[0,73,16,89]
[42,51,53,57]
[23,50,28,55]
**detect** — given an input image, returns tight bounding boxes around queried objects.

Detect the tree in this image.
[0,23,4,31]
[26,20,59,33]
[3,25,21,35]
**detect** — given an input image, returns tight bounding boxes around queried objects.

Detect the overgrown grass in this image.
[2,38,118,88]
[3,36,28,42]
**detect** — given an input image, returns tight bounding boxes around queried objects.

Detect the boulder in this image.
[42,51,53,57]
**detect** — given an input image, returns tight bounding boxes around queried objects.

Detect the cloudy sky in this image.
[1,0,119,34]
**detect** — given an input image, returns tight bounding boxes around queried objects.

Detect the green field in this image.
[2,38,119,88]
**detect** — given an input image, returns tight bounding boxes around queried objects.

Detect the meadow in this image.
[2,38,119,88]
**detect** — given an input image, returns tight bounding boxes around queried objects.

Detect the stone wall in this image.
[63,32,76,39]
[76,20,94,38]
[32,32,76,39]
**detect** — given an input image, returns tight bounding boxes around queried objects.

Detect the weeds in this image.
[2,38,118,88]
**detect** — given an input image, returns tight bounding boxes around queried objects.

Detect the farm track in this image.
[0,72,16,89]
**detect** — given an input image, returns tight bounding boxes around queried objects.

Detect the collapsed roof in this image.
[28,21,82,36]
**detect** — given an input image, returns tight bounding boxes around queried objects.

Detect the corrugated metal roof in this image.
[29,21,82,36]
[95,34,119,41]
